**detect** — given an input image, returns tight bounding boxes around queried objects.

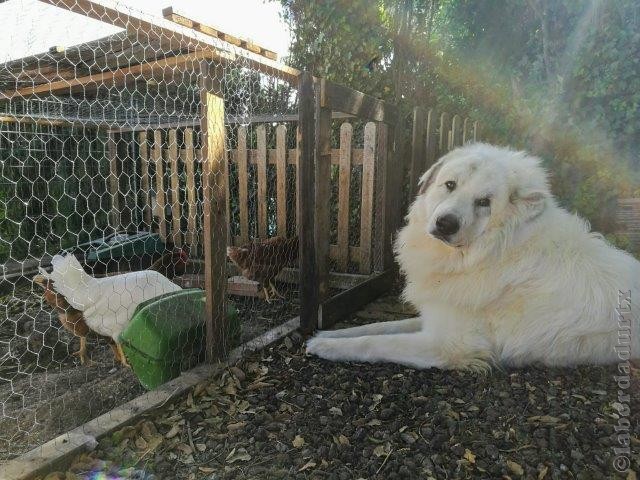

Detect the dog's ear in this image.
[417,158,445,195]
[510,187,547,222]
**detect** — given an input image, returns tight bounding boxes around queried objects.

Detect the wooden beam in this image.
[3,52,214,99]
[107,133,121,230]
[410,107,427,198]
[321,79,398,124]
[167,129,182,247]
[162,6,278,61]
[199,60,228,361]
[151,130,167,241]
[275,125,288,237]
[319,270,395,329]
[37,0,299,83]
[315,82,332,302]
[336,122,352,271]
[297,72,319,333]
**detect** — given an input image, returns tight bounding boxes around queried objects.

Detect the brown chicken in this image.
[32,275,127,366]
[227,236,299,302]
[149,246,189,279]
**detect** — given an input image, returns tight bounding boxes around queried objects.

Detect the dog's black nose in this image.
[435,214,460,236]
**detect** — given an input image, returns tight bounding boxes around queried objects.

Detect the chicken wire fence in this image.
[0,0,308,462]
[0,0,399,465]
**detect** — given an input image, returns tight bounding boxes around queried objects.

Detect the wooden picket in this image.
[167,129,182,247]
[256,125,268,239]
[183,128,198,246]
[151,130,167,241]
[336,123,352,271]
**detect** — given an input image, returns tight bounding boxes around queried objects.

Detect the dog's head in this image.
[411,143,550,249]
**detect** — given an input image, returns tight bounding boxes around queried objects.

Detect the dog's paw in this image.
[305,336,342,361]
[311,329,343,339]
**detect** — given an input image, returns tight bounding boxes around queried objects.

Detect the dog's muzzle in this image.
[431,214,460,243]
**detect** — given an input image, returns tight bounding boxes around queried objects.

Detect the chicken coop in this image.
[0,0,425,467]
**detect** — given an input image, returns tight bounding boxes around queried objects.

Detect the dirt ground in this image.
[0,281,299,462]
[41,293,639,480]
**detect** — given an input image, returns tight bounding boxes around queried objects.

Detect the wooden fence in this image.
[106,78,482,337]
[108,119,384,276]
[616,198,640,249]
[410,107,480,198]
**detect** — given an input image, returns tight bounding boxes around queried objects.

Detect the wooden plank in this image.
[237,126,249,244]
[37,0,299,84]
[336,122,352,271]
[329,244,361,265]
[107,133,121,230]
[360,122,376,275]
[4,52,215,99]
[297,72,319,333]
[425,109,436,174]
[473,121,480,142]
[315,94,332,301]
[223,128,231,246]
[410,107,427,197]
[162,6,278,61]
[386,123,402,268]
[372,123,388,272]
[230,148,364,166]
[321,79,398,124]
[199,61,228,360]
[177,266,369,291]
[448,129,453,151]
[451,114,462,147]
[108,112,355,133]
[439,112,449,155]
[138,131,152,226]
[183,128,198,247]
[167,129,182,247]
[319,270,395,329]
[152,130,167,241]
[275,125,288,237]
[256,124,268,239]
[462,117,470,144]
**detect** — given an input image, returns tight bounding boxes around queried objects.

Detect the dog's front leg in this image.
[314,317,423,339]
[306,333,451,369]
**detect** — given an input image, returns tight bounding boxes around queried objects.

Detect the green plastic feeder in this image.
[120,289,240,390]
[68,231,166,263]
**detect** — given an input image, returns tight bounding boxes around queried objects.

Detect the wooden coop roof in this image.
[0,0,299,114]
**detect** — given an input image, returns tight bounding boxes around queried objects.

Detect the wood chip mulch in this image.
[42,295,639,480]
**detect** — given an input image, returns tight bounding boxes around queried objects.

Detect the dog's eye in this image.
[445,181,456,192]
[475,197,491,207]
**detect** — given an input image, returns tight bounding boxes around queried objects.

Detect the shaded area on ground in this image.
[41,293,639,480]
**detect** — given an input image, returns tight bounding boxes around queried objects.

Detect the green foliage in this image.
[277,0,640,239]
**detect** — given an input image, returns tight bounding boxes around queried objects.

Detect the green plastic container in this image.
[120,289,240,390]
[66,231,166,263]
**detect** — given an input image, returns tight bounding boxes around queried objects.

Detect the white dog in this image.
[307,143,639,370]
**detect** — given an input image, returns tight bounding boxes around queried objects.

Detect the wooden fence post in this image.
[425,109,436,171]
[410,107,427,198]
[138,131,152,226]
[297,72,319,332]
[336,122,352,272]
[152,130,167,241]
[107,132,121,231]
[452,114,462,147]
[168,129,182,247]
[439,112,449,155]
[199,60,228,361]
[315,79,332,327]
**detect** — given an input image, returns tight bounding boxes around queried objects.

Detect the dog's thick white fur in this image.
[307,143,639,370]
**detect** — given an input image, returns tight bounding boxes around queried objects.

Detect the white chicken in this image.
[38,254,181,366]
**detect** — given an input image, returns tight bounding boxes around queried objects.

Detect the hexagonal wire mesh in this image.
[0,0,305,460]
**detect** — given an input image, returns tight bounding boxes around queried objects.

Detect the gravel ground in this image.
[42,293,639,480]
